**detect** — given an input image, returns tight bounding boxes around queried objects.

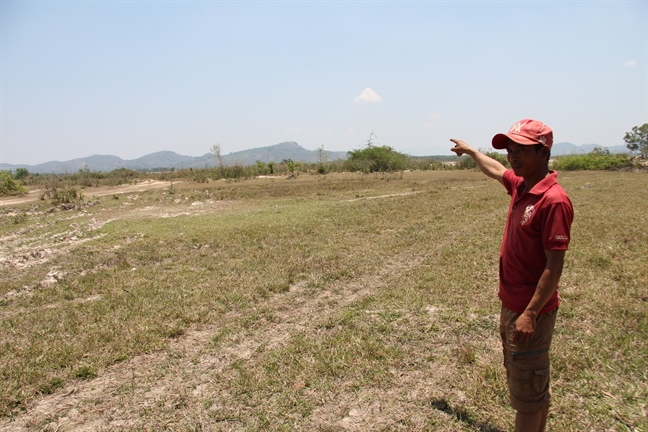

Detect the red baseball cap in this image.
[492,119,553,150]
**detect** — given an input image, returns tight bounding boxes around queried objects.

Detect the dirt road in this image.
[0,180,174,208]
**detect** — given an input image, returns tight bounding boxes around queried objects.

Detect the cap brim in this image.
[492,133,539,149]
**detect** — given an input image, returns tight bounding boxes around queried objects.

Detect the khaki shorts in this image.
[499,305,557,412]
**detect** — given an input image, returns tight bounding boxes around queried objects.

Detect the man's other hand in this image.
[512,311,536,343]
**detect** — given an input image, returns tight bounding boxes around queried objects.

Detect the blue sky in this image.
[1,1,645,165]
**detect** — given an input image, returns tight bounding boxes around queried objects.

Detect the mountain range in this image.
[551,142,629,156]
[0,141,632,174]
[0,142,347,174]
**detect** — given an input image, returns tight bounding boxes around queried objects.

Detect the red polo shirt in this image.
[499,170,573,314]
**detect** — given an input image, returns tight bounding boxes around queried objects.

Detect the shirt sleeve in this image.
[502,170,516,196]
[541,200,574,251]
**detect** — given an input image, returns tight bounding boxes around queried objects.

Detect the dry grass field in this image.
[0,170,646,431]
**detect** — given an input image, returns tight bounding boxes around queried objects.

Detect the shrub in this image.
[191,169,209,183]
[0,171,27,196]
[345,145,408,173]
[553,148,634,171]
[456,156,477,170]
[41,185,85,205]
[14,168,29,180]
[11,211,28,224]
[286,160,296,176]
[483,150,510,168]
[427,160,448,170]
[456,150,509,171]
[254,161,271,176]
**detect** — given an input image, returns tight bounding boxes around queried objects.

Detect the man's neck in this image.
[522,167,550,192]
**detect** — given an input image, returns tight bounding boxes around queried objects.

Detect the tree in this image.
[345,132,408,173]
[0,171,27,196]
[14,168,29,180]
[624,123,648,158]
[316,145,329,164]
[285,159,296,177]
[316,145,329,174]
[210,143,224,171]
[255,161,269,175]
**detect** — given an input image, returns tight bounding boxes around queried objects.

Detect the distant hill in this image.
[552,142,630,156]
[0,142,348,174]
[0,141,634,174]
[26,155,127,174]
[129,151,199,170]
[220,141,347,166]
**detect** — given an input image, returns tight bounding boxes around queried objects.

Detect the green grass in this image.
[0,170,646,430]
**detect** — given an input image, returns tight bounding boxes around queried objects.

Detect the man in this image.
[450,119,573,432]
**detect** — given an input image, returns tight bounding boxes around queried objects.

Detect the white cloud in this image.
[353,88,382,104]
[623,60,637,67]
[422,113,441,131]
[286,127,333,138]
[304,128,333,137]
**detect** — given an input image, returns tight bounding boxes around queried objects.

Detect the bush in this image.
[254,161,271,176]
[0,171,27,196]
[456,150,509,171]
[14,168,29,180]
[41,185,84,205]
[553,148,634,171]
[456,156,477,170]
[483,150,510,168]
[427,160,449,170]
[345,145,408,173]
[190,168,209,183]
[405,157,452,171]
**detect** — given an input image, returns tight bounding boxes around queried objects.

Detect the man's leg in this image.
[501,306,557,431]
[515,408,548,432]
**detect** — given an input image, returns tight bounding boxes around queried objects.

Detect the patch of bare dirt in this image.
[0,180,174,208]
[0,226,107,272]
[1,199,236,275]
[345,191,423,202]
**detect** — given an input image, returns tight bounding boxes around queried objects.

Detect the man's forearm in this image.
[449,139,507,184]
[523,268,561,318]
[524,251,565,317]
[513,250,565,342]
[462,148,507,183]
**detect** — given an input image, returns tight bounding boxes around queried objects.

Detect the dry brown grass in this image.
[0,170,646,431]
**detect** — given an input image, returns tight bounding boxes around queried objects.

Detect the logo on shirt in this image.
[555,235,568,241]
[521,205,535,225]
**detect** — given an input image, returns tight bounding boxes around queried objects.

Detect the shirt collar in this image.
[527,171,558,195]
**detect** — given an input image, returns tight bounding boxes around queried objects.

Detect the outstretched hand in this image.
[450,138,473,156]
[449,138,506,184]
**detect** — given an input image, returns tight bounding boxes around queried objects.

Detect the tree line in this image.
[2,125,646,197]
